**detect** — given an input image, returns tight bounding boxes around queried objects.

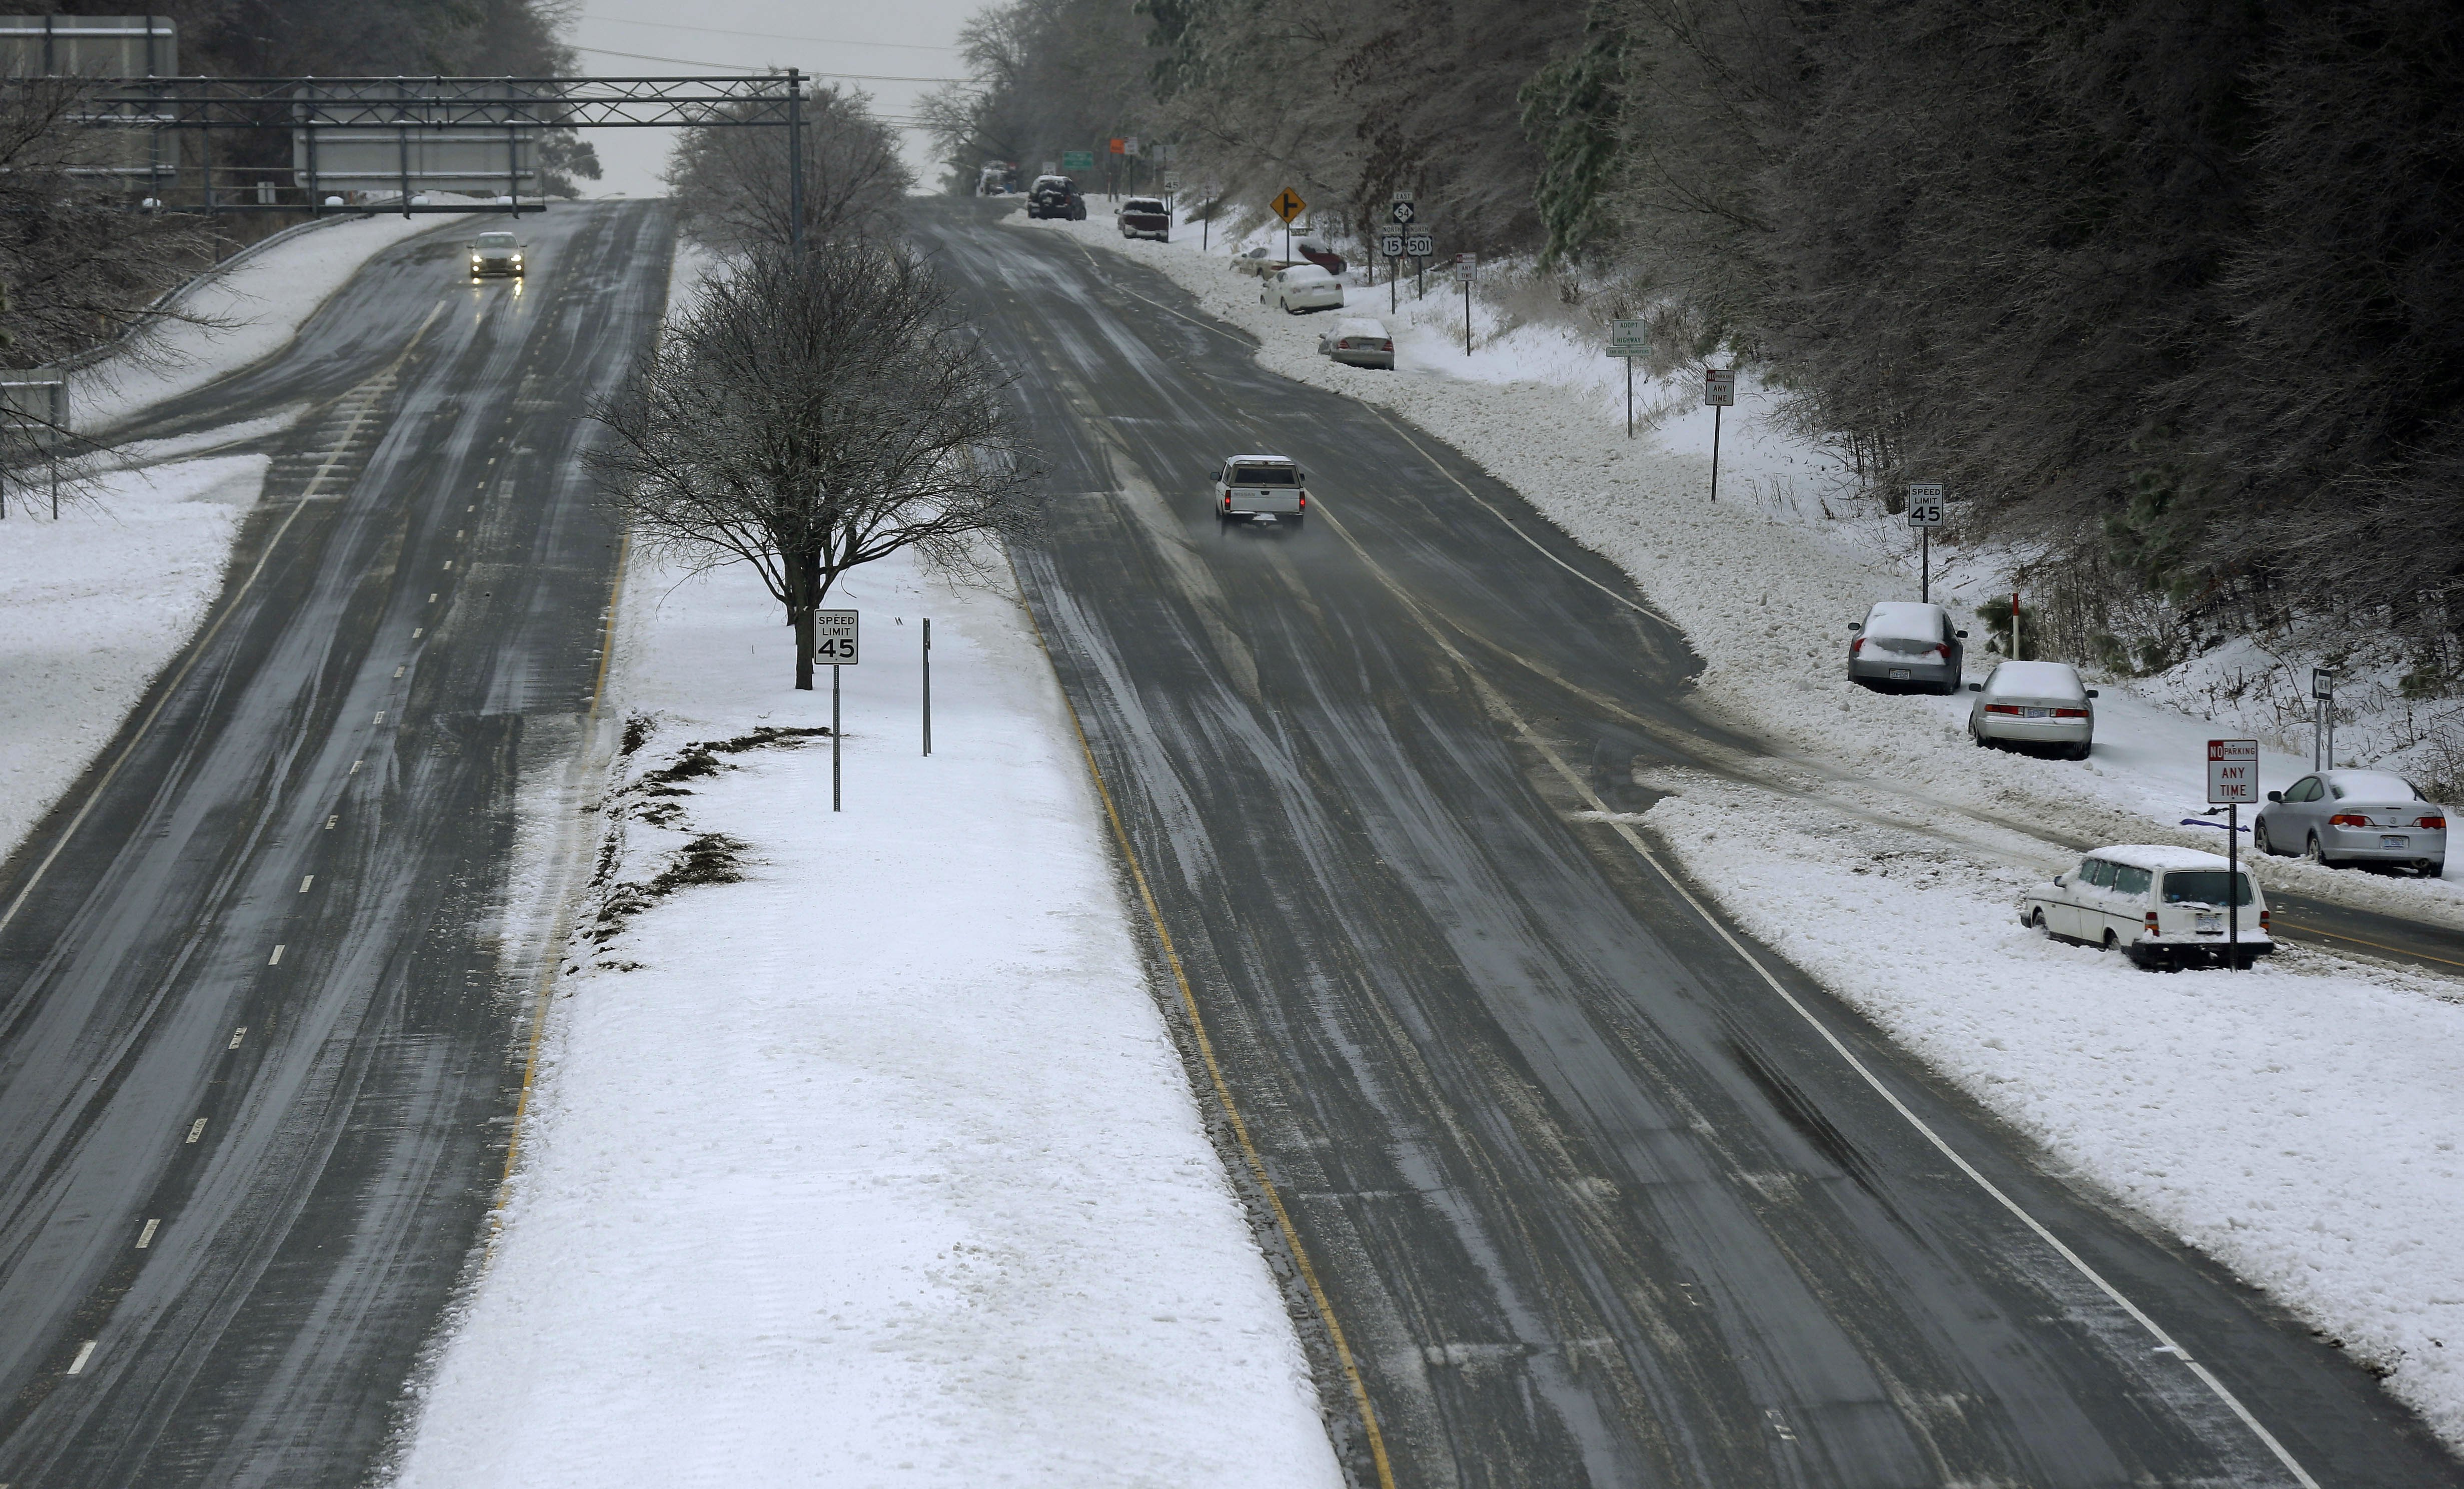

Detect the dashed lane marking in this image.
[267,945,284,966]
[428,593,438,603]
[412,627,423,638]
[227,1027,246,1048]
[299,876,313,893]
[184,1119,207,1144]
[136,1219,159,1249]
[324,815,338,830]
[65,1341,95,1375]
[373,711,385,724]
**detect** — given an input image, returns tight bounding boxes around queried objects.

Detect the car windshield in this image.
[476,233,515,248]
[1233,465,1298,485]
[2161,870,2253,907]
[2328,771,2419,801]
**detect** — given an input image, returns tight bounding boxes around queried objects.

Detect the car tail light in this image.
[2145,910,2160,932]
[1851,637,1865,656]
[2259,909,2270,930]
[2329,814,2370,828]
[1298,492,1307,509]
[2420,816,2447,830]
[2052,707,2089,718]
[1985,703,2022,714]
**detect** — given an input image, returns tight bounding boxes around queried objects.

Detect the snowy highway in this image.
[0,202,671,1486]
[918,198,2464,1487]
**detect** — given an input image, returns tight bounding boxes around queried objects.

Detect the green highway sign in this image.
[1060,150,1094,172]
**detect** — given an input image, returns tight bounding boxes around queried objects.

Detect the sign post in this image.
[1270,185,1306,262]
[816,609,858,811]
[2312,667,2338,770]
[1906,480,1944,601]
[1606,319,1649,438]
[1455,253,1476,355]
[922,617,932,757]
[1704,367,1735,502]
[2208,738,2259,969]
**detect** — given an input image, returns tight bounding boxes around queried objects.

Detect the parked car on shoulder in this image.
[1847,601,1965,694]
[1025,175,1086,220]
[467,230,524,278]
[1231,245,1280,276]
[1117,197,1170,240]
[2254,769,2447,876]
[2022,844,2270,969]
[1212,454,1308,527]
[1966,660,2097,758]
[1263,264,1344,314]
[1316,317,1393,369]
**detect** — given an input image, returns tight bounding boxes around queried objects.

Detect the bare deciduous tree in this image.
[664,87,913,253]
[590,243,1038,689]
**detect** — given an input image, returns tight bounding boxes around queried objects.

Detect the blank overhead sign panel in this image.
[0,16,176,179]
[292,80,537,195]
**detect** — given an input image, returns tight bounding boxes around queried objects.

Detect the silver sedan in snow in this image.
[1965,660,2097,758]
[2254,769,2447,876]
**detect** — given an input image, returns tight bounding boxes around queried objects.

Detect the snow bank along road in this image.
[0,202,669,1486]
[914,196,2464,1486]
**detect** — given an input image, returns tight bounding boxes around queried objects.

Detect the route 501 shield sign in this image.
[815,610,858,663]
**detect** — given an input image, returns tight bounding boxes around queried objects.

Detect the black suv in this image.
[1026,175,1087,221]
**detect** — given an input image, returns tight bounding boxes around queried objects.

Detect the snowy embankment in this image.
[0,214,461,875]
[1027,210,2464,1444]
[390,540,1343,1489]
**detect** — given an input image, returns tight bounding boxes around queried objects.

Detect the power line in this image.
[589,16,958,52]
[570,44,960,83]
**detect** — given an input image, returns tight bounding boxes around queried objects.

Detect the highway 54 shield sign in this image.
[815,610,859,664]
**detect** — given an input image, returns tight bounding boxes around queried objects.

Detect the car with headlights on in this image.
[1263,264,1344,314]
[1316,317,1393,369]
[1966,660,2097,758]
[467,230,524,278]
[2254,768,2447,876]
[1846,601,1965,694]
[2022,844,2270,969]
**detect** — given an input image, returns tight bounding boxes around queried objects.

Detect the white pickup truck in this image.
[1213,454,1308,527]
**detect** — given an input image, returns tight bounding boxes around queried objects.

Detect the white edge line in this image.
[65,1340,95,1375]
[1314,505,2321,1489]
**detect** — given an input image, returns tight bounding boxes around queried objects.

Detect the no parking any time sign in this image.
[2207,738,2258,804]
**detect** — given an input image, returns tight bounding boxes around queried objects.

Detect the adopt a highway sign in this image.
[1271,187,1307,223]
[1606,317,1649,358]
[815,610,859,664]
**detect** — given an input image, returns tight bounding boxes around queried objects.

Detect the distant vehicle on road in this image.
[2255,769,2447,876]
[1026,175,1086,220]
[976,160,1020,195]
[1847,600,1965,694]
[1117,197,1169,240]
[467,230,524,279]
[1263,264,1344,314]
[1213,454,1307,527]
[1966,660,2096,758]
[1317,317,1394,369]
[2022,844,2271,969]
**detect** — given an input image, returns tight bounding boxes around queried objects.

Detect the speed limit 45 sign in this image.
[815,610,859,663]
[1906,480,1944,529]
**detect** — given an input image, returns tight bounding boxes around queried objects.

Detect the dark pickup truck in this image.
[1116,197,1170,241]
[1026,175,1086,221]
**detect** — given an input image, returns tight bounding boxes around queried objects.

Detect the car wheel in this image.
[2069,741,2091,760]
[2428,859,2447,878]
[1971,726,1988,748]
[2305,834,2334,868]
[2252,818,2274,856]
[2102,930,2121,954]
[2024,905,2045,930]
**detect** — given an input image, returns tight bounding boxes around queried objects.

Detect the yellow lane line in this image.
[1012,565,1399,1489]
[2273,918,2464,969]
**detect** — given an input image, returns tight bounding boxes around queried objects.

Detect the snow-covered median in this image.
[389,544,1342,1489]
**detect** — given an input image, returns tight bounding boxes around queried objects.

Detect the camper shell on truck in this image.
[1213,454,1308,527]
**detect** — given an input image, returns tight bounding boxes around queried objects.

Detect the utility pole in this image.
[922,618,932,757]
[786,69,803,249]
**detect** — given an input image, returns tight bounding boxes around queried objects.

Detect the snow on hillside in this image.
[1024,206,2464,1447]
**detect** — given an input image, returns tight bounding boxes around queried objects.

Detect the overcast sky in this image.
[568,1,981,197]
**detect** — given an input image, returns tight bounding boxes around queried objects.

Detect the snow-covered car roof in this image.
[1862,601,1945,639]
[1031,175,1072,189]
[1278,264,1336,282]
[2324,770,2423,801]
[2084,844,2242,873]
[1120,199,1165,211]
[1983,660,2086,697]
[1331,317,1388,337]
[1225,453,1295,464]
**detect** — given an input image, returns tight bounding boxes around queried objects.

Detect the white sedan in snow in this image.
[1966,660,2097,758]
[1262,264,1344,314]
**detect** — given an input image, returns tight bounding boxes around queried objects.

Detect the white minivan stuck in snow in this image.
[2021,844,2271,969]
